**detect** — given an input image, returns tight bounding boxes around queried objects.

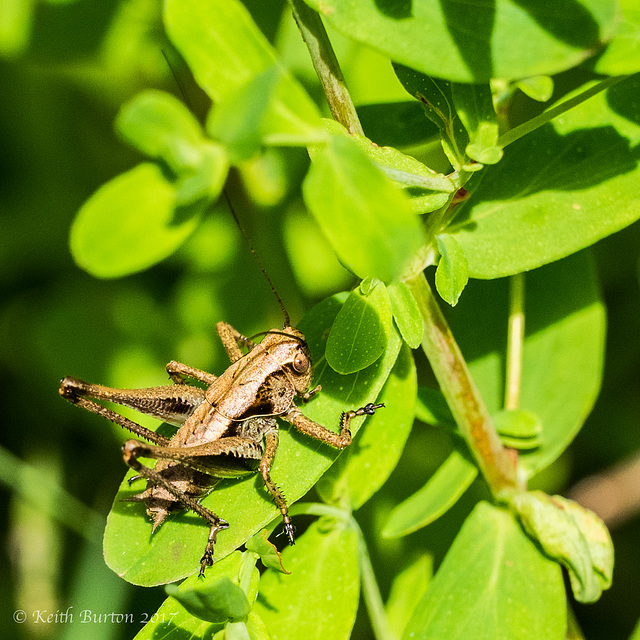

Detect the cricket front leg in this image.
[216,322,256,363]
[284,402,385,449]
[121,440,229,576]
[166,361,217,386]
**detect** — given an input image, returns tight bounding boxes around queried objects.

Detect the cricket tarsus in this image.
[59,321,385,575]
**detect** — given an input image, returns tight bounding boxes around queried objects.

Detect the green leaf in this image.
[358,101,439,148]
[254,518,360,640]
[516,76,554,103]
[492,410,543,449]
[207,65,325,162]
[116,90,206,174]
[385,555,432,640]
[174,142,230,206]
[318,343,416,509]
[164,0,320,140]
[134,552,259,638]
[448,250,605,477]
[434,234,469,306]
[166,576,250,624]
[402,502,566,640]
[322,119,454,214]
[382,448,477,538]
[387,280,423,349]
[245,529,290,574]
[513,491,614,603]
[70,163,202,278]
[595,0,640,75]
[448,75,640,278]
[451,82,503,165]
[0,0,32,56]
[302,133,426,282]
[393,66,469,170]
[325,280,392,374]
[305,0,617,83]
[104,293,402,585]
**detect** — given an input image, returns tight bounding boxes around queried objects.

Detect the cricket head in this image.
[258,326,314,395]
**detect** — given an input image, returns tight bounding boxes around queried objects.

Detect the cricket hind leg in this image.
[60,377,172,445]
[122,440,230,576]
[59,376,205,432]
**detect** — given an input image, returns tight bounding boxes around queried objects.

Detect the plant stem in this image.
[504,273,525,411]
[498,75,628,149]
[288,0,364,135]
[406,272,521,498]
[354,521,396,640]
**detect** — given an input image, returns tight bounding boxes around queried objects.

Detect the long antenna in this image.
[223,190,291,328]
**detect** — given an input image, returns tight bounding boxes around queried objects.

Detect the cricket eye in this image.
[292,352,309,374]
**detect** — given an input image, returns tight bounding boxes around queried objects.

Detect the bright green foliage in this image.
[245,530,290,574]
[325,279,392,374]
[393,66,470,170]
[492,409,543,449]
[451,82,503,165]
[304,0,619,82]
[385,555,432,639]
[116,90,206,173]
[434,234,469,306]
[21,0,640,637]
[448,76,640,278]
[382,448,478,538]
[255,518,360,640]
[403,502,567,640]
[70,163,205,278]
[387,280,423,348]
[318,343,416,509]
[303,133,426,282]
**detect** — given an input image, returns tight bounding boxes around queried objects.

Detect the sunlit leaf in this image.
[448,250,605,477]
[305,0,616,82]
[325,280,392,374]
[434,234,469,306]
[382,448,477,538]
[403,502,566,640]
[448,76,640,278]
[387,280,423,349]
[254,518,360,640]
[70,163,202,278]
[303,133,425,282]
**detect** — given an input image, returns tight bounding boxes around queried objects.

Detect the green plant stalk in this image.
[355,521,396,640]
[288,0,364,135]
[498,75,628,148]
[504,273,525,411]
[406,273,521,498]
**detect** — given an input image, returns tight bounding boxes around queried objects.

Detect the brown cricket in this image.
[60,319,383,575]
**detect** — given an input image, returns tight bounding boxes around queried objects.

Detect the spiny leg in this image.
[258,430,294,544]
[216,322,256,363]
[166,361,217,386]
[122,440,230,576]
[60,377,170,446]
[284,402,385,449]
